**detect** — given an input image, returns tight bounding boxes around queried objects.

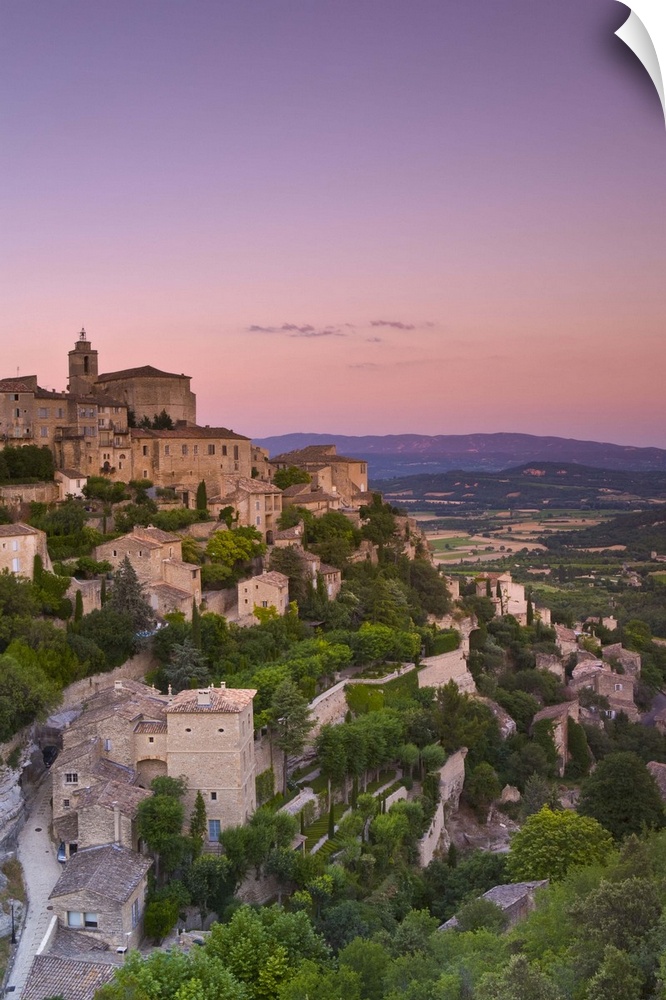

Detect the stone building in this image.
[95,525,201,618]
[55,468,88,499]
[0,522,52,578]
[475,572,528,622]
[53,679,258,851]
[95,366,196,427]
[270,444,368,507]
[165,685,257,839]
[22,955,117,1000]
[280,481,342,516]
[530,701,580,776]
[215,476,283,542]
[570,659,638,720]
[48,843,152,950]
[237,571,290,621]
[129,425,253,497]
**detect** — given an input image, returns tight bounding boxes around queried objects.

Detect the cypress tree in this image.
[328,801,335,840]
[33,553,43,588]
[74,589,84,623]
[526,594,534,626]
[191,599,201,648]
[100,577,107,605]
[300,810,305,835]
[107,555,154,632]
[189,790,207,858]
[196,480,207,511]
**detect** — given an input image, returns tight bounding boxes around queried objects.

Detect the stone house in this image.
[440,880,548,932]
[237,571,290,621]
[531,701,580,776]
[165,685,258,838]
[55,680,258,848]
[49,843,152,950]
[95,366,196,427]
[22,956,117,1000]
[570,659,638,720]
[95,524,201,618]
[535,652,565,682]
[553,624,579,658]
[272,523,304,547]
[601,643,641,677]
[129,425,253,497]
[66,577,103,616]
[270,444,368,507]
[0,522,52,578]
[55,468,88,499]
[281,481,342,516]
[475,572,528,622]
[215,476,283,542]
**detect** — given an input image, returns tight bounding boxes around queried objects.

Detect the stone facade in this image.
[417,649,476,695]
[95,365,196,427]
[0,522,52,578]
[49,843,152,950]
[531,700,580,776]
[270,444,368,507]
[570,659,638,720]
[475,572,527,622]
[216,477,283,542]
[129,425,252,496]
[95,525,201,617]
[165,685,257,837]
[237,571,290,622]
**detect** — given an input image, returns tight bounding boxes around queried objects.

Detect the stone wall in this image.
[0,482,59,507]
[419,800,448,866]
[253,733,284,802]
[57,649,158,712]
[439,749,467,811]
[309,679,349,734]
[384,785,408,810]
[417,650,476,694]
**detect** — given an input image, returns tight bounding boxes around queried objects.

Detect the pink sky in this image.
[1,1,665,447]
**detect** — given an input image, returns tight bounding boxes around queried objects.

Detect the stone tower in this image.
[68,328,98,396]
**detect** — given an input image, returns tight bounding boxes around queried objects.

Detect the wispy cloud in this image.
[370,319,416,331]
[348,362,380,369]
[248,323,344,338]
[365,336,383,343]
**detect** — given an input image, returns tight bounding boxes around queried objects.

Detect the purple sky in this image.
[1,1,665,446]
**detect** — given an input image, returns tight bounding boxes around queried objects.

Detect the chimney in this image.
[197,689,211,706]
[113,804,121,845]
[114,680,123,692]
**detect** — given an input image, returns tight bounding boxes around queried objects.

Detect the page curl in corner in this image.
[615,0,666,125]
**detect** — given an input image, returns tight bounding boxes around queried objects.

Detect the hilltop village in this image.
[2,335,666,1000]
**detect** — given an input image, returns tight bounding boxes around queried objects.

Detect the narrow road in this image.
[6,775,63,997]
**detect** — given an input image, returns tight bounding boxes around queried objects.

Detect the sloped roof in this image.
[223,476,283,496]
[49,844,152,903]
[97,365,190,382]
[167,685,256,714]
[130,425,249,441]
[22,956,117,1000]
[76,779,151,816]
[0,522,41,537]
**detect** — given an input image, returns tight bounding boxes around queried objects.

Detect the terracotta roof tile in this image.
[167,685,256,714]
[97,365,190,382]
[22,956,117,1000]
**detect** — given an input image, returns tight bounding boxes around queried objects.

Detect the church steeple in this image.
[68,327,98,395]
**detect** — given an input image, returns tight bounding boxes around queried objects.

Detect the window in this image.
[222,445,227,456]
[211,791,217,801]
[12,540,18,551]
[255,501,260,511]
[193,445,198,456]
[67,911,84,928]
[104,739,112,751]
[40,427,48,438]
[84,913,99,928]
[234,445,239,460]
[148,736,154,743]
[164,445,170,456]
[142,446,148,456]
[56,407,64,419]
[256,516,261,526]
[65,772,78,784]
[208,444,215,455]
[63,798,70,808]
[15,408,20,418]
[131,898,140,928]
[208,819,221,841]
[615,683,623,691]
[38,407,49,418]
[12,394,19,401]
[143,470,148,478]
[12,558,20,573]
[262,600,268,608]
[182,444,188,456]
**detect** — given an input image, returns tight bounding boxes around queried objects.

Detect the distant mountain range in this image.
[255,432,666,479]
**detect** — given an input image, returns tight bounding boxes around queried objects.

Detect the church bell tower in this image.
[68,328,98,396]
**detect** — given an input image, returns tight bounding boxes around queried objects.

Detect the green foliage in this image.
[107,555,155,632]
[0,444,54,482]
[270,680,314,795]
[273,466,312,490]
[164,639,210,693]
[196,480,208,511]
[143,899,180,943]
[507,807,613,882]
[82,477,128,502]
[456,897,508,934]
[466,763,501,822]
[205,527,266,583]
[564,718,590,779]
[255,768,276,806]
[189,790,207,857]
[0,652,60,741]
[578,751,665,840]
